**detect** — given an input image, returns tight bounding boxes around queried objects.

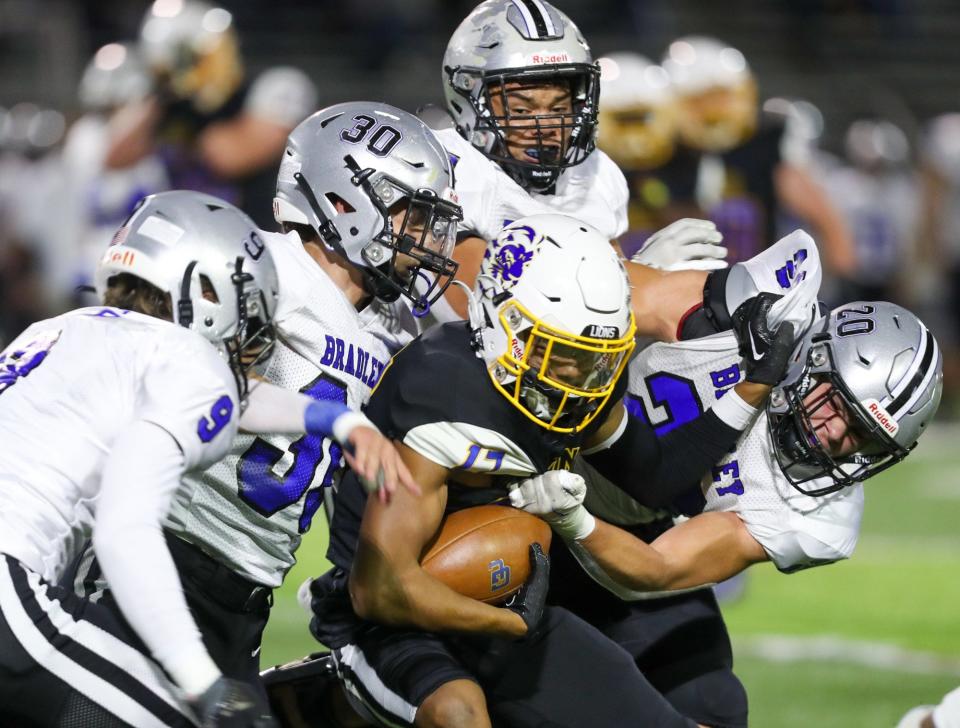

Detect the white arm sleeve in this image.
[724,229,823,336]
[933,686,960,728]
[239,379,374,442]
[239,379,311,434]
[93,420,220,698]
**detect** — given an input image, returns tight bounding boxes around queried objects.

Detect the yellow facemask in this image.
[488,299,637,433]
[597,102,677,170]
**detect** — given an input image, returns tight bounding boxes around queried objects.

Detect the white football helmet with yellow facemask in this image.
[662,35,757,153]
[597,52,676,170]
[139,0,244,114]
[470,214,636,433]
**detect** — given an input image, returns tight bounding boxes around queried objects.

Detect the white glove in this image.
[896,706,935,728]
[296,578,314,613]
[631,218,728,271]
[509,471,596,541]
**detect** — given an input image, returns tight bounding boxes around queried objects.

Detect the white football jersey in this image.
[166,231,418,586]
[0,308,239,583]
[631,334,864,573]
[435,128,629,242]
[584,230,865,573]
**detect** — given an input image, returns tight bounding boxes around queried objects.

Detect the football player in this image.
[429,0,728,323]
[595,51,679,258]
[106,0,317,227]
[69,103,462,697]
[309,213,797,728]
[0,190,414,727]
[656,35,855,273]
[511,232,943,727]
[61,42,168,304]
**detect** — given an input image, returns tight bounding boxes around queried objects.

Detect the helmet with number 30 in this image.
[95,190,280,398]
[472,214,636,433]
[274,102,462,312]
[768,301,943,495]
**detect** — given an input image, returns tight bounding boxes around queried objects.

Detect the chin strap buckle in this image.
[177,260,199,328]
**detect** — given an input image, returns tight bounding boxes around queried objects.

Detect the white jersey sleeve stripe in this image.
[403,421,537,475]
[0,557,191,727]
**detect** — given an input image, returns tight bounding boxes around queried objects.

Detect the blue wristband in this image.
[304,401,350,438]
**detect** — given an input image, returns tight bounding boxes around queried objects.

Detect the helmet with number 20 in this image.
[768,301,942,495]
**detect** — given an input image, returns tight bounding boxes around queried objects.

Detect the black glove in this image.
[731,293,796,386]
[192,677,278,728]
[503,543,550,639]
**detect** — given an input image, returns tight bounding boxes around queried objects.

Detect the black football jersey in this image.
[326,322,623,569]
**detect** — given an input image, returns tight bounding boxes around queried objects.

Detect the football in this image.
[420,504,552,605]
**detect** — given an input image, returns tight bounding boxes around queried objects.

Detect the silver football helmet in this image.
[768,301,943,495]
[471,214,636,433]
[95,190,280,398]
[274,102,461,312]
[442,0,600,192]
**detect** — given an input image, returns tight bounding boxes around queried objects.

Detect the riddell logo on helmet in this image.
[863,398,899,436]
[104,248,136,267]
[583,324,619,339]
[528,52,570,65]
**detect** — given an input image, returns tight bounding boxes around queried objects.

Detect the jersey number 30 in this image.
[237,373,347,532]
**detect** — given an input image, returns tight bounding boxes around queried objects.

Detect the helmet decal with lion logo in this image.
[486,225,539,288]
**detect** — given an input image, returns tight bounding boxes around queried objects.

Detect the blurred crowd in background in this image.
[2,0,960,413]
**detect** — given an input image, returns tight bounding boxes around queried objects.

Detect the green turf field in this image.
[260,425,960,727]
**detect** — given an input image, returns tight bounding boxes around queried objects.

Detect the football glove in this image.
[630,218,728,271]
[731,293,796,386]
[503,543,550,639]
[192,676,277,728]
[509,471,596,541]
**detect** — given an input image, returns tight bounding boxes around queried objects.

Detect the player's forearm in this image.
[349,558,526,638]
[626,261,707,342]
[574,519,673,592]
[94,421,220,697]
[575,511,765,593]
[585,393,755,509]
[775,163,856,276]
[104,97,162,169]
[198,115,289,178]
